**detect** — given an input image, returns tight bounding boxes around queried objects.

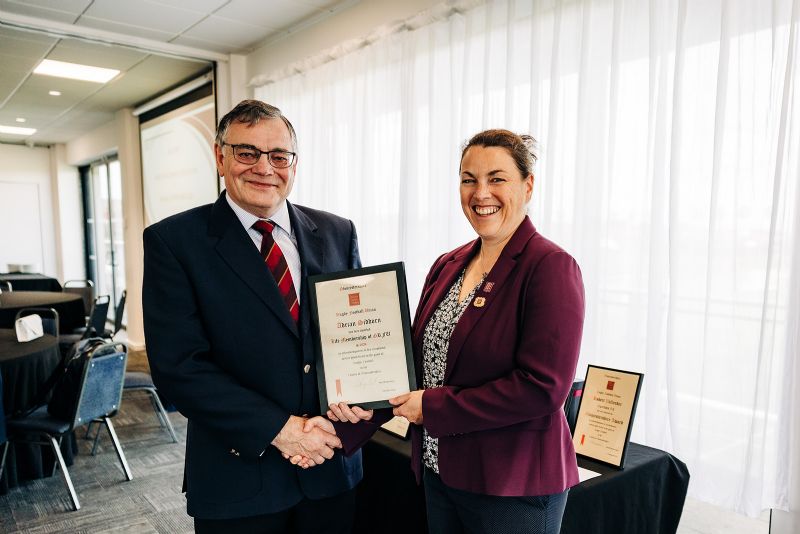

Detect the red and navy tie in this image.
[253,220,299,323]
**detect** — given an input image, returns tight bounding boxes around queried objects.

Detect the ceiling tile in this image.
[212,0,312,32]
[47,39,149,70]
[147,0,228,12]
[80,0,208,35]
[0,0,90,23]
[181,15,276,51]
[74,15,176,41]
[168,34,234,54]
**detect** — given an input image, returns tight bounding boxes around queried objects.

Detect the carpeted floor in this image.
[0,378,193,533]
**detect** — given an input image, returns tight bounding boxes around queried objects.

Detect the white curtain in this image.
[256,0,800,516]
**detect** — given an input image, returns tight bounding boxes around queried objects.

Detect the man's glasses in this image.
[222,143,296,168]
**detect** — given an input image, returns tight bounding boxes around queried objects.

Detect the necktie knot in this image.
[253,220,275,234]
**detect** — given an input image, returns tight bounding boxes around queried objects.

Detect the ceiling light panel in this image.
[34,58,120,83]
[0,124,37,135]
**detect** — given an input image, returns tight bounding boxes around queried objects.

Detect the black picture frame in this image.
[572,364,644,469]
[308,262,417,413]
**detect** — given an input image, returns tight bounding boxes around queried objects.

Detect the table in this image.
[355,433,689,534]
[0,328,76,495]
[0,273,62,292]
[0,291,85,333]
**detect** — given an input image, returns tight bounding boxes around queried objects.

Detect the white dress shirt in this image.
[225,194,302,302]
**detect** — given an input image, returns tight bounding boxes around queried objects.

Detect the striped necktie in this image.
[253,220,299,323]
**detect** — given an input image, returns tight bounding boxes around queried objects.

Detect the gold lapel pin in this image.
[474,296,486,308]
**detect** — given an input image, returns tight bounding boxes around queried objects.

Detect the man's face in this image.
[215,118,297,218]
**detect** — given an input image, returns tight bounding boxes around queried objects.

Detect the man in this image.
[143,100,363,533]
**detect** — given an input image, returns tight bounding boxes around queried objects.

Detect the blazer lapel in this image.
[411,241,478,355]
[288,202,323,338]
[443,217,537,382]
[210,193,299,337]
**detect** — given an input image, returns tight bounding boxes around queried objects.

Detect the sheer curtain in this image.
[256,0,800,515]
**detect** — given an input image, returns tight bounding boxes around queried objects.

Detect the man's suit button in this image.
[303,364,311,374]
[230,448,240,456]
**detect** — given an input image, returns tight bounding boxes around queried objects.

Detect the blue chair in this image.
[5,341,132,511]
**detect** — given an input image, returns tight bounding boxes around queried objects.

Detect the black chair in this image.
[104,290,126,339]
[5,341,132,511]
[59,295,111,352]
[122,371,178,443]
[564,379,585,435]
[15,307,60,338]
[0,280,12,292]
[63,280,95,318]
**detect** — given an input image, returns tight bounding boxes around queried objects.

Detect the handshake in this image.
[273,392,423,469]
[272,403,375,469]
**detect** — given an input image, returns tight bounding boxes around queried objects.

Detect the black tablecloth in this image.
[0,273,62,292]
[0,328,76,495]
[355,435,689,534]
[0,291,85,332]
[563,444,690,534]
[0,329,60,417]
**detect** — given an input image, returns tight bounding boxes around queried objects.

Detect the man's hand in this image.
[389,390,424,424]
[272,415,341,468]
[327,402,374,423]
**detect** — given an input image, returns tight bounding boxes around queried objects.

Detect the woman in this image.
[329,129,585,533]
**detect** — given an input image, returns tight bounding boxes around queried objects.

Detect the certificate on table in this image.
[572,365,643,468]
[308,262,417,412]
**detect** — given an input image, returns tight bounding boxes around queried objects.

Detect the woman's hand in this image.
[327,402,374,423]
[389,390,424,424]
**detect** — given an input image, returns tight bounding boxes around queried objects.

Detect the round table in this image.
[0,291,85,333]
[0,273,62,292]
[0,329,60,417]
[0,328,75,494]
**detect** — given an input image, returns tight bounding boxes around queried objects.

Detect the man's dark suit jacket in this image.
[142,192,362,519]
[409,216,585,496]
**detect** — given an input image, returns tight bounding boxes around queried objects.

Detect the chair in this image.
[15,307,60,338]
[0,280,11,292]
[60,295,111,352]
[122,371,178,443]
[564,379,585,435]
[63,280,95,318]
[5,341,131,511]
[105,290,126,339]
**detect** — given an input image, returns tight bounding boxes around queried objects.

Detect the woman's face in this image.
[459,145,533,246]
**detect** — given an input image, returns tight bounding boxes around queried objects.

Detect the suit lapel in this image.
[288,203,323,338]
[412,241,478,354]
[210,193,299,337]
[443,217,537,382]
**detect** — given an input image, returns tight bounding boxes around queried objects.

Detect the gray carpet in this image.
[0,391,193,533]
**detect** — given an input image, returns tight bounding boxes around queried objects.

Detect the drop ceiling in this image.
[0,0,355,146]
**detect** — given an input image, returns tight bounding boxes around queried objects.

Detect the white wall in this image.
[50,144,84,282]
[0,144,57,276]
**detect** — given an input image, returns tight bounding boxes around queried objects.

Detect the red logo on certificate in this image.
[607,381,615,390]
[348,293,360,306]
[335,379,342,396]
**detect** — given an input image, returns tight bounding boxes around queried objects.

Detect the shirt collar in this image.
[225,192,292,236]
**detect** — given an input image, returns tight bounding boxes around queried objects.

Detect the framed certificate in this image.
[572,365,643,468]
[308,262,417,412]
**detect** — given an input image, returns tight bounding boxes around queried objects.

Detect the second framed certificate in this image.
[308,262,417,412]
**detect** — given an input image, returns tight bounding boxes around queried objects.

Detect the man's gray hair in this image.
[215,99,297,151]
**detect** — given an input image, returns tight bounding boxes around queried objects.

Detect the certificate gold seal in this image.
[474,297,486,307]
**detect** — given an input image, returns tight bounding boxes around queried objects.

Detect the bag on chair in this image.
[46,337,107,420]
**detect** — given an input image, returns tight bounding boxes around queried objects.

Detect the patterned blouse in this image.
[422,269,485,473]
